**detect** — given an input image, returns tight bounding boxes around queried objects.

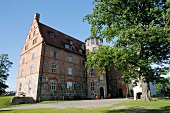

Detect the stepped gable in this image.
[38,22,85,56]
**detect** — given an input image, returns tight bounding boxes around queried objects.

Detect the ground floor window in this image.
[91,83,95,90]
[67,82,72,91]
[50,80,56,91]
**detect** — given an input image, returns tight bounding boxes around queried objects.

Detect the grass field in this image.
[0,96,170,113]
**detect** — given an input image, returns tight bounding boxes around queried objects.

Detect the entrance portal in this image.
[100,87,104,99]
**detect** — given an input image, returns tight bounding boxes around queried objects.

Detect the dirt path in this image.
[0,98,132,110]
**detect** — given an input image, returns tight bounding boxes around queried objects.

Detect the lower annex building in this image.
[16,13,127,101]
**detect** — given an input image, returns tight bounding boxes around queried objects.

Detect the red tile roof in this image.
[38,22,85,56]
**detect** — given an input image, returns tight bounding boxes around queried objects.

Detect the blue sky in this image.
[0,0,94,91]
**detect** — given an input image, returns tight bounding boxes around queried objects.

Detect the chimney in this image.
[34,13,40,22]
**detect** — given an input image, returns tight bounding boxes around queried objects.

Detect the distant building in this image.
[16,13,127,101]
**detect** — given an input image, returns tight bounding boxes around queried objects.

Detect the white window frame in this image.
[33,38,37,44]
[67,82,72,91]
[52,64,57,73]
[68,67,72,75]
[50,80,56,91]
[30,64,34,74]
[21,69,24,76]
[90,69,94,76]
[91,83,95,90]
[68,56,72,62]
[32,52,35,59]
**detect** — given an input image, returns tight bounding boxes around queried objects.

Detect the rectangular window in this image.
[65,44,72,50]
[82,83,86,90]
[82,70,86,77]
[29,34,31,39]
[93,47,97,51]
[100,74,104,80]
[68,56,72,62]
[91,83,95,90]
[50,80,56,90]
[67,82,72,91]
[70,41,73,45]
[53,51,57,59]
[68,67,72,75]
[96,39,99,45]
[90,69,94,76]
[33,30,36,36]
[91,38,95,45]
[22,58,25,64]
[30,64,34,74]
[32,52,35,59]
[21,69,24,76]
[33,38,37,44]
[52,64,56,73]
[25,44,28,50]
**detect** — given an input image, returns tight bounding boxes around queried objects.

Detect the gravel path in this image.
[0,98,132,110]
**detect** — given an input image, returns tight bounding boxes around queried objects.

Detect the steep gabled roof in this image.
[38,22,85,56]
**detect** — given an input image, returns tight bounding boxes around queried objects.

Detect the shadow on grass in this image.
[105,105,170,113]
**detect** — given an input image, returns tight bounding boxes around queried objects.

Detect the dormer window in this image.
[70,41,73,45]
[49,32,55,37]
[65,44,72,50]
[79,50,82,53]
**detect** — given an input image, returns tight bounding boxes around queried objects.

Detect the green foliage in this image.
[84,0,170,84]
[0,54,13,94]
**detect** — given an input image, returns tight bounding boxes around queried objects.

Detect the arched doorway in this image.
[119,88,123,97]
[100,87,104,99]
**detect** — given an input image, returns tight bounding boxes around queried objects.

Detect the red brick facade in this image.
[16,13,127,101]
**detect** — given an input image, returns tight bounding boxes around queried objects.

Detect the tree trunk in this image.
[126,84,129,98]
[141,80,152,101]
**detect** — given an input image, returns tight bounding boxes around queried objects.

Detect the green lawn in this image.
[0,96,13,108]
[1,96,170,113]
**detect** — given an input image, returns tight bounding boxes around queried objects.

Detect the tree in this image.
[0,54,13,95]
[84,0,170,101]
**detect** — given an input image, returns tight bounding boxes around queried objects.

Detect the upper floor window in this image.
[91,38,95,45]
[22,58,25,64]
[52,64,56,73]
[53,51,57,59]
[91,83,95,90]
[65,44,72,50]
[21,69,24,76]
[100,74,104,80]
[68,56,72,62]
[25,44,28,50]
[32,52,35,59]
[49,32,55,37]
[96,39,99,45]
[29,34,31,39]
[30,64,34,74]
[82,82,86,90]
[50,80,56,91]
[68,67,72,75]
[33,38,37,44]
[33,30,36,36]
[82,60,85,66]
[82,70,86,77]
[67,82,72,91]
[90,69,94,76]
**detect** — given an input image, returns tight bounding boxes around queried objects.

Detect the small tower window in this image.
[33,30,36,36]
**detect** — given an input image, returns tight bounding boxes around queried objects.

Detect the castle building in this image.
[16,13,127,101]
